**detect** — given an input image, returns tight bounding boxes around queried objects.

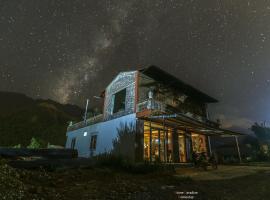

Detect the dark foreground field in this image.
[1,163,270,200]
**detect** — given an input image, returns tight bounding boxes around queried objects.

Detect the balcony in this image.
[67,114,104,132]
[137,100,166,113]
[136,99,219,128]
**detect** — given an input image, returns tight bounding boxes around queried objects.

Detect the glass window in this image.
[192,133,207,153]
[90,135,97,150]
[143,121,173,162]
[113,89,126,113]
[178,133,186,162]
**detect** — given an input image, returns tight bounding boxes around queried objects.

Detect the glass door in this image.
[178,134,186,162]
[144,126,150,161]
[151,129,159,162]
[159,129,166,162]
[150,128,166,162]
[143,121,172,163]
[185,134,192,161]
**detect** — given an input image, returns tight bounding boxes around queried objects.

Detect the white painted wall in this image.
[66,113,136,157]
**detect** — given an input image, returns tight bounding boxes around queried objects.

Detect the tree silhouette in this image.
[112,122,136,162]
[251,122,270,142]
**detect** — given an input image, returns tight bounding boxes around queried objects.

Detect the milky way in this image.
[1,0,270,133]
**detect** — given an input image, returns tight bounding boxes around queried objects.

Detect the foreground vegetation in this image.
[1,159,270,200]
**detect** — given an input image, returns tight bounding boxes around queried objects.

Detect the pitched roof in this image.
[139,65,218,103]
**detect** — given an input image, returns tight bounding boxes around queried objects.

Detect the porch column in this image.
[166,129,169,162]
[158,130,161,161]
[185,130,193,162]
[149,121,152,162]
[234,135,242,163]
[172,128,180,163]
[207,135,212,156]
[163,117,167,162]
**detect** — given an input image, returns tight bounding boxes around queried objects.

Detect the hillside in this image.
[0,91,84,147]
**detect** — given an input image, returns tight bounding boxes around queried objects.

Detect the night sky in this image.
[1,1,270,133]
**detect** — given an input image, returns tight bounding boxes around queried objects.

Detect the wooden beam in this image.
[136,109,152,118]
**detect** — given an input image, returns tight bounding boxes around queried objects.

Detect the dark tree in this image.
[251,122,270,142]
[112,122,136,162]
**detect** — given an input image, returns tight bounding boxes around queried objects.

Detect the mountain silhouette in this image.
[0,91,84,147]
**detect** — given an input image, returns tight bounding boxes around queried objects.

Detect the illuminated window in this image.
[83,132,88,136]
[113,89,126,113]
[90,135,97,150]
[191,133,206,153]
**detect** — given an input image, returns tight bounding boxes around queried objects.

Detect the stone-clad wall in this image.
[104,71,136,120]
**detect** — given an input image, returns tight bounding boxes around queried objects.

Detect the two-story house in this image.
[66,66,237,163]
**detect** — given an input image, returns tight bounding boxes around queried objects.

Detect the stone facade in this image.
[103,71,136,120]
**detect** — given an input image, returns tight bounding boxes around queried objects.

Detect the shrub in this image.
[112,122,136,162]
[13,144,21,148]
[27,137,41,149]
[92,153,175,174]
[93,153,129,168]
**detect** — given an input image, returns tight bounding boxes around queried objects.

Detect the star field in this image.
[1,0,270,133]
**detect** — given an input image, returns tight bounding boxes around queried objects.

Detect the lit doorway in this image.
[178,133,187,162]
[150,128,166,162]
[143,121,173,162]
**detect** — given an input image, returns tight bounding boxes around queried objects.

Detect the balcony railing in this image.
[136,99,219,128]
[67,114,104,132]
[137,100,166,113]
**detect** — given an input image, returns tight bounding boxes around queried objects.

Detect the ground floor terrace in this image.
[140,120,210,163]
[136,112,238,163]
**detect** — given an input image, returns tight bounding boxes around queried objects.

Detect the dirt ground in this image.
[2,164,270,200]
[175,165,270,180]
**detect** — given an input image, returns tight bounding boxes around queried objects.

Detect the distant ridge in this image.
[0,91,84,147]
[0,91,84,118]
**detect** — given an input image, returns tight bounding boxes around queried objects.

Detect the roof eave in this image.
[139,65,219,103]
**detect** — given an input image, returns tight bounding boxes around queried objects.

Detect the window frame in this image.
[90,135,98,151]
[112,88,127,114]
